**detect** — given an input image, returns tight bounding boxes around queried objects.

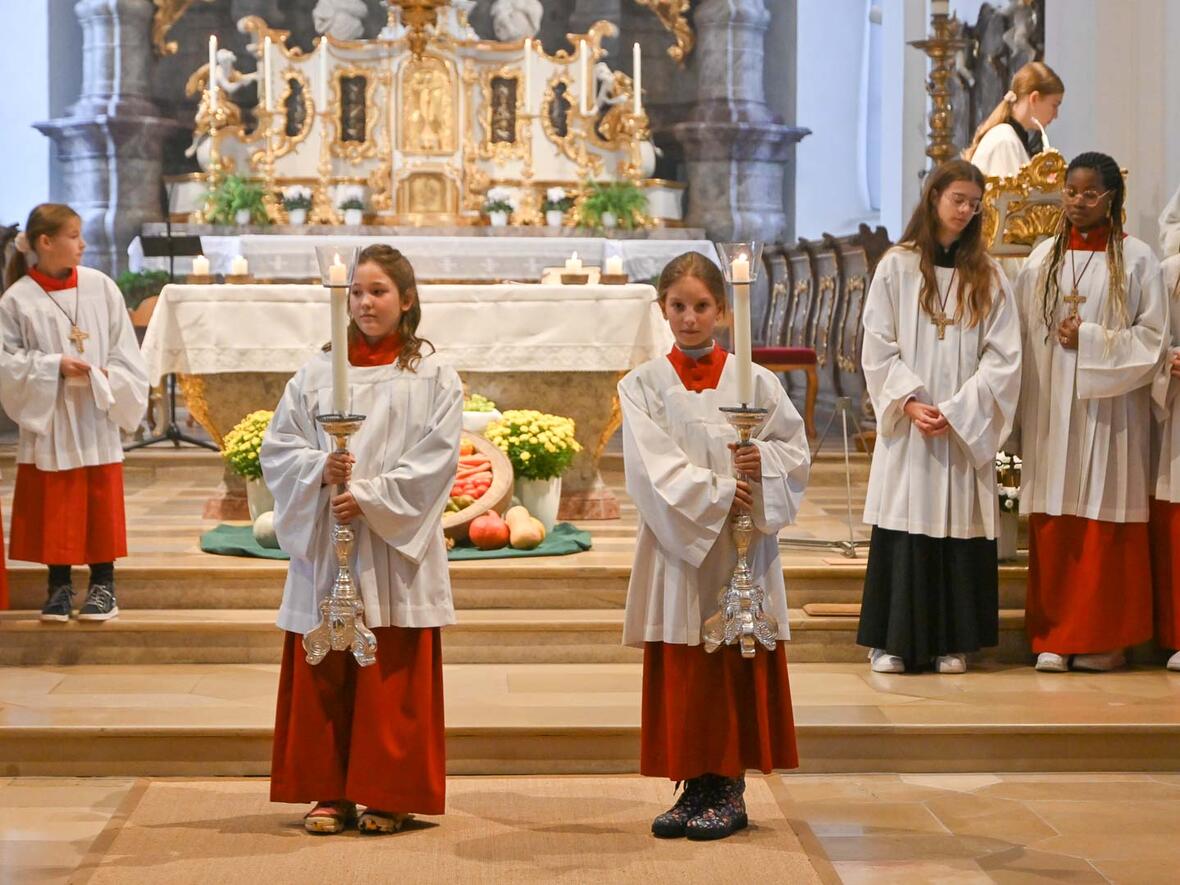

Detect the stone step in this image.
[3,661,1177,778]
[0,608,1034,667]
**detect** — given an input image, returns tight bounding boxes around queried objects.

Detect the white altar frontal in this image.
[141,282,673,519]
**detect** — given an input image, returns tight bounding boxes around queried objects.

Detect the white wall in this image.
[0,6,50,224]
[878,0,928,238]
[1045,0,1180,249]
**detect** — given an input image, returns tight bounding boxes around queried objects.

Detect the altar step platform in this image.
[3,447,1179,777]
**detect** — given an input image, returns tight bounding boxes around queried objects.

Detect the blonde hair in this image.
[962,62,1064,162]
[4,203,80,290]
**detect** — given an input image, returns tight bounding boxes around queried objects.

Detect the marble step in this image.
[7,561,1030,611]
[3,661,1177,778]
[0,608,1034,667]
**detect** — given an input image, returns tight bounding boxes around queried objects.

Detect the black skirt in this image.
[857,525,999,670]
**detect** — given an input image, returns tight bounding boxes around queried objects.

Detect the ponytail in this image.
[963,61,1064,162]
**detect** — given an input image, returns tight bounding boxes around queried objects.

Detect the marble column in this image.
[36,0,181,276]
[671,0,809,242]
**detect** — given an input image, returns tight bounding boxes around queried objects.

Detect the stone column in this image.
[671,0,809,242]
[36,0,181,276]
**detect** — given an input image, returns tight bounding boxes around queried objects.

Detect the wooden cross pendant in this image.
[68,325,89,354]
[1064,290,1087,319]
[931,311,954,340]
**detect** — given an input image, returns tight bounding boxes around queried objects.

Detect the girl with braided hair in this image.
[1013,152,1168,673]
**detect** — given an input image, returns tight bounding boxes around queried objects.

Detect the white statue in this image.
[490,0,543,42]
[183,48,260,163]
[591,62,627,115]
[1002,0,1038,59]
[313,0,369,41]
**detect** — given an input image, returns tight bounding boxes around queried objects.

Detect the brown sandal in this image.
[357,809,412,835]
[303,801,357,835]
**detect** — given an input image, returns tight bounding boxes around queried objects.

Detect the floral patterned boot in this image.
[651,777,706,838]
[685,775,748,841]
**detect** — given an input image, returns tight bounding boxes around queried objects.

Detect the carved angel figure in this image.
[1002,0,1038,59]
[313,0,369,41]
[184,48,259,161]
[490,0,543,42]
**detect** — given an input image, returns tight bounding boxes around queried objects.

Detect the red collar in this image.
[28,266,79,291]
[667,343,728,392]
[1068,223,1112,252]
[348,329,403,367]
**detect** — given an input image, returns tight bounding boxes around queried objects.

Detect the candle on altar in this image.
[208,35,219,111]
[730,255,753,404]
[318,40,328,108]
[604,255,624,276]
[329,285,349,414]
[632,43,642,115]
[328,252,348,286]
[522,38,532,110]
[263,36,273,112]
[191,255,211,276]
[564,251,583,273]
[230,255,249,276]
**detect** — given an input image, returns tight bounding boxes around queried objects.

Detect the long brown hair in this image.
[898,159,997,328]
[329,244,434,371]
[963,61,1064,162]
[656,251,728,313]
[3,203,80,291]
[1038,151,1128,335]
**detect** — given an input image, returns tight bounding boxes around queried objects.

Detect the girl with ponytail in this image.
[964,61,1064,177]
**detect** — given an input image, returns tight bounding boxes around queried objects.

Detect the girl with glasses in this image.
[1014,152,1167,673]
[858,160,1022,674]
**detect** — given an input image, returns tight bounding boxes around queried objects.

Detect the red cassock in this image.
[1026,513,1153,654]
[1150,499,1180,650]
[0,520,9,609]
[639,344,799,779]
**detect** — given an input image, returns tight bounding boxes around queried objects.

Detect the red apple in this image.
[468,511,510,550]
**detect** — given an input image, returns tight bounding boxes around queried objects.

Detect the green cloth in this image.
[199,522,592,561]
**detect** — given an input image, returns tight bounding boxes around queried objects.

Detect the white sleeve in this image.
[1077,260,1168,400]
[748,370,811,534]
[99,279,150,432]
[0,295,63,436]
[861,258,926,438]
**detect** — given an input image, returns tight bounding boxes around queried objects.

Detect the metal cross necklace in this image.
[1066,248,1099,319]
[38,276,89,353]
[931,267,957,340]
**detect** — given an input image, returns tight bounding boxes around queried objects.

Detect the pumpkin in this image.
[505,505,546,550]
[469,511,511,550]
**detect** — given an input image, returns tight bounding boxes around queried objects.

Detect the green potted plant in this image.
[484,409,582,531]
[222,409,275,520]
[542,187,573,227]
[337,185,366,226]
[282,185,313,225]
[576,179,649,230]
[205,174,269,226]
[482,186,515,227]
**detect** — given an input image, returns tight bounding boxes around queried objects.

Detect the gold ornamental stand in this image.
[910,10,970,166]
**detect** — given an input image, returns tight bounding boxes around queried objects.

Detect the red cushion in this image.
[752,346,817,366]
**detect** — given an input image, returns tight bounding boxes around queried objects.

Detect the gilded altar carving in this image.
[479,65,529,163]
[629,0,695,63]
[396,168,461,223]
[331,66,380,162]
[982,149,1066,256]
[152,0,214,57]
[541,75,603,178]
[400,55,457,155]
[274,69,314,158]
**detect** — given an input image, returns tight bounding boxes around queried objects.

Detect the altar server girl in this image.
[619,251,810,841]
[1016,152,1167,673]
[858,160,1022,675]
[262,244,461,835]
[0,203,149,621]
[1149,252,1180,671]
[964,61,1064,178]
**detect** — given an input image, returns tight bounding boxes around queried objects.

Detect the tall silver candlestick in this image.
[702,405,778,658]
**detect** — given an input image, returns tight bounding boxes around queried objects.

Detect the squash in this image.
[469,511,510,550]
[505,505,546,550]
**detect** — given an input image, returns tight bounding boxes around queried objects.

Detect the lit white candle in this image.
[633,42,642,115]
[208,35,219,111]
[522,38,532,110]
[330,288,349,414]
[263,36,273,112]
[731,254,753,404]
[328,251,348,286]
[318,40,328,108]
[230,255,249,276]
[191,255,211,277]
[604,255,624,276]
[565,251,583,273]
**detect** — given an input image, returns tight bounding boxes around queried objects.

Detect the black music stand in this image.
[124,230,218,451]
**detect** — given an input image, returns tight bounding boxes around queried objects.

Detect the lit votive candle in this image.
[230,255,249,276]
[328,252,348,286]
[604,255,624,276]
[564,252,583,273]
[191,255,211,277]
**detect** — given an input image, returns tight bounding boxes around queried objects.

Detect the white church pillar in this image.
[878,0,928,239]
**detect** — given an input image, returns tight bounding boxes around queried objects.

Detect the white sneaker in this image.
[1072,650,1126,672]
[1168,651,1180,672]
[935,654,967,674]
[869,648,905,673]
[1035,652,1069,673]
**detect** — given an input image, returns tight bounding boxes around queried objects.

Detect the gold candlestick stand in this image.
[702,405,779,658]
[910,11,970,166]
[303,413,378,666]
[311,110,342,225]
[252,108,285,224]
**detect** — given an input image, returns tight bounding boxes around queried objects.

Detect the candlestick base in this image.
[560,272,590,285]
[225,274,254,285]
[599,273,629,285]
[185,274,214,285]
[702,405,776,658]
[303,412,377,667]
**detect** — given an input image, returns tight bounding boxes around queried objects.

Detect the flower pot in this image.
[600,211,618,230]
[246,477,274,521]
[514,476,561,533]
[287,208,307,225]
[235,208,253,226]
[488,210,509,227]
[998,509,1019,561]
[545,209,565,228]
[462,408,502,435]
[343,208,364,226]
